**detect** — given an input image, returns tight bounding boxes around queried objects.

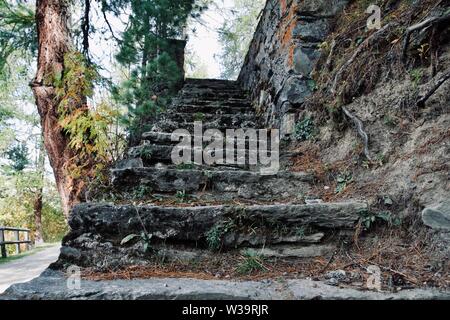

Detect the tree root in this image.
[417,69,450,108]
[331,23,392,95]
[402,14,450,63]
[325,40,336,71]
[342,106,371,161]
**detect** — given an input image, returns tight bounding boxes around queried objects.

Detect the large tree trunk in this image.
[34,135,45,244]
[31,0,85,217]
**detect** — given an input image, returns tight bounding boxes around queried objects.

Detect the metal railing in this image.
[0,227,32,258]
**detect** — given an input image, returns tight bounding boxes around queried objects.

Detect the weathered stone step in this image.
[141,131,276,146]
[127,144,280,166]
[114,157,250,171]
[178,91,250,101]
[64,201,367,258]
[162,163,248,171]
[168,103,252,114]
[111,167,313,200]
[156,112,256,125]
[173,98,251,108]
[184,78,241,89]
[150,119,257,133]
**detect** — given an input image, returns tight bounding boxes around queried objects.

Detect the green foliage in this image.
[194,112,205,121]
[176,190,190,203]
[4,142,29,171]
[121,231,153,253]
[293,117,316,141]
[0,104,13,125]
[55,52,97,110]
[121,206,153,253]
[410,68,423,87]
[107,0,207,142]
[335,172,353,194]
[206,219,235,251]
[0,173,67,243]
[0,0,36,74]
[41,203,68,242]
[55,52,119,179]
[138,145,153,158]
[358,210,402,230]
[176,163,194,170]
[236,249,267,275]
[121,233,140,245]
[217,0,265,79]
[132,185,153,199]
[0,53,34,155]
[295,226,307,238]
[0,127,14,154]
[306,79,317,91]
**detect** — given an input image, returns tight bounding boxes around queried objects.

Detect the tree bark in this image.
[33,193,44,244]
[31,0,85,218]
[34,134,45,244]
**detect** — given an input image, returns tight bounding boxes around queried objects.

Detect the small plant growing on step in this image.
[236,249,268,275]
[335,172,353,194]
[132,185,153,199]
[358,210,402,231]
[176,163,194,170]
[139,145,153,158]
[295,226,307,239]
[121,206,153,253]
[205,219,235,251]
[194,112,205,121]
[306,79,317,91]
[176,190,189,202]
[121,232,153,253]
[293,117,316,141]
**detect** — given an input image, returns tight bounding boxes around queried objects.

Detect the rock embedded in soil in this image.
[422,200,450,231]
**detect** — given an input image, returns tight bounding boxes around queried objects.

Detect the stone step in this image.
[141,131,277,146]
[173,98,251,108]
[155,112,256,125]
[168,103,252,114]
[111,167,314,201]
[127,144,281,166]
[162,163,249,171]
[178,91,249,101]
[184,78,241,89]
[149,118,257,133]
[113,158,251,175]
[63,201,367,259]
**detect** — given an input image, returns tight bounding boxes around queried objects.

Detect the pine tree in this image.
[105,0,206,144]
[0,0,36,74]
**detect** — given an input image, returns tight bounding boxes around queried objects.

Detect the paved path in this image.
[0,244,61,294]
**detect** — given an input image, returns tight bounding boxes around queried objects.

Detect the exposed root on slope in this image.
[417,68,450,107]
[402,13,450,63]
[331,23,393,95]
[342,106,371,161]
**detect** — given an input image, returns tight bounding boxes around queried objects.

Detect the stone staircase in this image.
[5,79,448,300]
[56,79,367,270]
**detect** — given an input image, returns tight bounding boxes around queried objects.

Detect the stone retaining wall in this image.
[238,0,348,136]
